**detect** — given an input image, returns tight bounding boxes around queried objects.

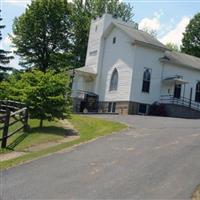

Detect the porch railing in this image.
[71,90,98,99]
[160,95,200,112]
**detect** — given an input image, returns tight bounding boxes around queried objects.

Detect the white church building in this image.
[72,14,200,117]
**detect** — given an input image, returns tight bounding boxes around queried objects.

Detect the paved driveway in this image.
[1,115,200,199]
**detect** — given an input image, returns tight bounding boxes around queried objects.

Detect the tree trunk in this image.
[40,118,43,128]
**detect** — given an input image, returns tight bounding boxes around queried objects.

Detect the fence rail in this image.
[160,95,200,112]
[0,100,29,148]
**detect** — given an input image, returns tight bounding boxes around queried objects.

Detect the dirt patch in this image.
[25,135,79,152]
[192,185,200,200]
[0,120,79,162]
[59,119,79,135]
[0,152,27,162]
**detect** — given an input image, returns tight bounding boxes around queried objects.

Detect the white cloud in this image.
[139,17,160,31]
[139,9,163,31]
[1,35,20,69]
[159,16,190,47]
[3,36,12,47]
[2,35,14,50]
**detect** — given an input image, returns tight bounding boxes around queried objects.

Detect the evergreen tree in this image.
[0,10,13,81]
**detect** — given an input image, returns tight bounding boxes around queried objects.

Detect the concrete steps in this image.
[163,104,200,119]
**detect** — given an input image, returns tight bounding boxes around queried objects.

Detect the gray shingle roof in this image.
[114,22,200,71]
[76,66,97,75]
[163,51,200,70]
[114,22,167,50]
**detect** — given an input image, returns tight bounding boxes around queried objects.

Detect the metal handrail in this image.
[71,89,98,96]
[160,95,200,112]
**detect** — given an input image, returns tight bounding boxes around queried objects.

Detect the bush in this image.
[0,70,71,127]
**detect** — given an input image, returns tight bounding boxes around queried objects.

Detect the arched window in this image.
[195,82,200,102]
[142,68,151,93]
[110,69,118,91]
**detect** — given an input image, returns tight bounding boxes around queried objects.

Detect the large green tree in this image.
[0,10,13,81]
[12,0,73,72]
[71,0,134,67]
[0,70,71,127]
[166,43,180,52]
[181,13,200,58]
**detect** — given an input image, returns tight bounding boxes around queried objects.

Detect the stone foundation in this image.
[72,99,150,115]
[98,101,148,115]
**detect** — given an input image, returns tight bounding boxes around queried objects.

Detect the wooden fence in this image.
[0,100,29,148]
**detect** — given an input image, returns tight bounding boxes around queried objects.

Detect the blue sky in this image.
[1,0,200,69]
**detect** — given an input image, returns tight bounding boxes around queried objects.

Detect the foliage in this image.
[11,0,134,70]
[181,13,200,58]
[71,0,134,67]
[0,10,13,81]
[165,43,180,52]
[0,70,71,127]
[142,28,157,38]
[11,0,73,72]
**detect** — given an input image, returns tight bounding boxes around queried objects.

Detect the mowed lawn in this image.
[0,119,69,153]
[0,115,127,169]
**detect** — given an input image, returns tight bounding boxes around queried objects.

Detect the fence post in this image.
[23,108,29,132]
[1,109,10,148]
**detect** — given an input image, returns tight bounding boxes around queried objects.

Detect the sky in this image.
[1,0,200,69]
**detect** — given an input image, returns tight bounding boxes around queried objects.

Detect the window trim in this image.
[109,68,118,91]
[142,68,152,93]
[195,81,200,102]
[113,37,116,44]
[107,102,116,113]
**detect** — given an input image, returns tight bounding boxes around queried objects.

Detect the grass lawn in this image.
[0,119,70,154]
[192,185,200,200]
[0,115,127,170]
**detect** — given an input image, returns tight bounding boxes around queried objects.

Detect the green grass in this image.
[0,115,127,170]
[0,119,70,153]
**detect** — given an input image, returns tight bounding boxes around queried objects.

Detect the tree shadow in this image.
[5,125,78,151]
[29,126,78,137]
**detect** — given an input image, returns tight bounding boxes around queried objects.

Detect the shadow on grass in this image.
[5,125,78,151]
[7,133,28,151]
[29,126,77,137]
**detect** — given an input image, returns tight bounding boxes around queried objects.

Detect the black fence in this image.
[160,95,200,112]
[0,100,29,148]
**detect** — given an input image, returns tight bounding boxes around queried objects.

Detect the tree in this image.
[0,70,71,127]
[181,13,200,58]
[11,0,73,72]
[71,0,134,67]
[0,10,13,81]
[165,43,180,52]
[142,28,157,38]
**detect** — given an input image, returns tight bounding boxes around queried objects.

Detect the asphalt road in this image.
[1,115,200,200]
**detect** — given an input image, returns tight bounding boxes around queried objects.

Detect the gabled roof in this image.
[103,21,168,51]
[75,66,97,75]
[161,51,200,71]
